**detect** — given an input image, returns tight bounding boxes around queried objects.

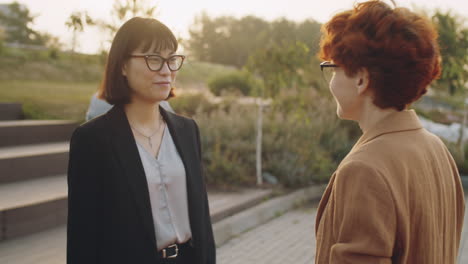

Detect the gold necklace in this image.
[130,115,164,150]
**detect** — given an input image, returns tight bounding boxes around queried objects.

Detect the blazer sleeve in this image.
[330,161,396,264]
[67,126,103,264]
[193,120,216,264]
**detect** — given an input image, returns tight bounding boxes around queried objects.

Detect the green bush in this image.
[261,91,359,187]
[208,71,255,96]
[415,108,461,125]
[195,105,257,189]
[192,90,360,188]
[176,61,237,88]
[446,142,468,175]
[21,102,60,120]
[48,48,59,60]
[170,92,218,117]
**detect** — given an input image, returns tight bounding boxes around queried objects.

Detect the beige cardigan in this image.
[315,110,465,264]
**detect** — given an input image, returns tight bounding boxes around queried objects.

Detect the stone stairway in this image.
[0,103,77,242]
[0,103,23,121]
[0,102,276,264]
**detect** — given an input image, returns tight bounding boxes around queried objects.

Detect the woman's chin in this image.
[336,107,345,119]
[150,95,169,104]
[148,88,171,100]
[132,93,169,104]
[336,107,353,121]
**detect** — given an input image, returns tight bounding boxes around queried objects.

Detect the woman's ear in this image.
[356,68,370,95]
[121,63,128,77]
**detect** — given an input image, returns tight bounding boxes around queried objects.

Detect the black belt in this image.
[158,240,192,260]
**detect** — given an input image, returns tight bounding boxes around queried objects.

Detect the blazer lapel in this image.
[315,172,336,234]
[160,107,201,245]
[105,105,158,248]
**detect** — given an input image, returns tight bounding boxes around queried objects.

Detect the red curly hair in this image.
[319,0,441,111]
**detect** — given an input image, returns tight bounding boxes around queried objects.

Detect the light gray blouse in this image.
[136,125,192,250]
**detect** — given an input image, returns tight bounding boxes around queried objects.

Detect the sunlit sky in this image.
[2,0,468,54]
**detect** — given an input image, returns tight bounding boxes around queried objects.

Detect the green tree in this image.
[187,13,322,69]
[268,18,297,46]
[96,0,158,38]
[245,41,310,185]
[0,2,44,45]
[246,41,310,97]
[224,16,271,67]
[188,14,274,67]
[432,11,468,95]
[188,13,259,67]
[432,10,468,160]
[65,11,94,52]
[296,19,322,56]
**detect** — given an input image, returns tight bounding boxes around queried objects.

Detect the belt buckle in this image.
[162,244,178,259]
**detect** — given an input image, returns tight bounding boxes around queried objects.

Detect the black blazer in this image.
[67,105,215,264]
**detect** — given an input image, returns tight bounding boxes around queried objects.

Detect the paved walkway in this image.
[218,206,317,264]
[218,199,468,264]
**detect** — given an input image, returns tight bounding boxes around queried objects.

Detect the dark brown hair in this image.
[98,17,178,105]
[319,0,441,111]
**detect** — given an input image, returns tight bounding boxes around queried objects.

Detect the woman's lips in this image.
[153,82,171,86]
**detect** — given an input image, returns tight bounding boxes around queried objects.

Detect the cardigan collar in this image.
[316,109,423,233]
[353,109,423,150]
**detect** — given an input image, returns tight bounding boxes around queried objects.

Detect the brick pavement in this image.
[217,206,317,264]
[218,201,468,264]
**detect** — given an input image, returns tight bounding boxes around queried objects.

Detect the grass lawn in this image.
[0,79,211,123]
[0,80,99,122]
[0,50,237,123]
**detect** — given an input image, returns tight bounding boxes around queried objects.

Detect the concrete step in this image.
[209,189,272,223]
[0,175,67,242]
[0,142,69,184]
[0,120,77,147]
[0,187,273,263]
[0,103,23,121]
[0,226,66,264]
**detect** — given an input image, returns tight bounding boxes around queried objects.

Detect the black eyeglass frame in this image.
[320,61,339,83]
[320,61,338,71]
[129,54,186,72]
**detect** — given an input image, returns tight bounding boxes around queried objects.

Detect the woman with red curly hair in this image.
[315,1,465,263]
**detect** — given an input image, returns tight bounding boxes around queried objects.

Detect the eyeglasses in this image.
[320,61,338,84]
[129,54,186,72]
